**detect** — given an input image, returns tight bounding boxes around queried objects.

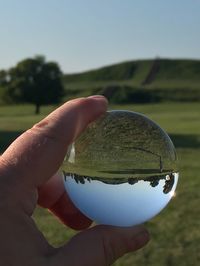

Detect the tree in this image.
[0,70,9,87]
[0,70,10,104]
[5,56,65,114]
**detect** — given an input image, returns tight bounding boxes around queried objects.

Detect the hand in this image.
[0,96,150,266]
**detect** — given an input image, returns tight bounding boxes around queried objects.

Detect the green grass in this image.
[0,102,200,265]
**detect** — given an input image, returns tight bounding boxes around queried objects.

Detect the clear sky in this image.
[0,0,200,73]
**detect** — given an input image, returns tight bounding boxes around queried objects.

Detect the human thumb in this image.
[51,225,150,266]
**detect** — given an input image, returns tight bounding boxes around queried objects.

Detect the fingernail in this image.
[88,95,108,107]
[87,95,107,100]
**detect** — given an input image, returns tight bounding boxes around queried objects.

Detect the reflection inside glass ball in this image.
[62,110,179,226]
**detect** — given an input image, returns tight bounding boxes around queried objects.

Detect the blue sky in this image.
[0,0,200,73]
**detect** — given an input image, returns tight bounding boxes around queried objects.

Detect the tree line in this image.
[0,56,65,114]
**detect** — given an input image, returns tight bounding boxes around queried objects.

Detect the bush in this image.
[95,85,162,104]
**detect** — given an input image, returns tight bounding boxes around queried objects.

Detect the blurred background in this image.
[0,0,199,265]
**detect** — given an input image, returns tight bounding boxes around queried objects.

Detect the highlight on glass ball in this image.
[62,110,179,227]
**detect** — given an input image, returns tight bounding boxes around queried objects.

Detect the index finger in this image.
[0,96,108,188]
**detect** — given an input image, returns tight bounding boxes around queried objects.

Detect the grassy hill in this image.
[64,60,152,84]
[63,59,200,103]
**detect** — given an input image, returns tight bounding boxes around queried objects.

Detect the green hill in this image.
[64,60,152,84]
[63,58,200,103]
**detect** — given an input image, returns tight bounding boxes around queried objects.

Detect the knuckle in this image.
[27,125,61,145]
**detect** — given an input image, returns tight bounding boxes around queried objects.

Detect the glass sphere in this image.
[62,110,179,226]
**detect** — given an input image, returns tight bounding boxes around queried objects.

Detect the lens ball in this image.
[62,110,179,226]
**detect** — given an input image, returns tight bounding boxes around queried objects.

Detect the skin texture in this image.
[0,96,150,266]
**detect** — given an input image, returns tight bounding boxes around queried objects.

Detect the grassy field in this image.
[0,102,200,265]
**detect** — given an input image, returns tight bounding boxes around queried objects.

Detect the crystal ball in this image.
[62,110,179,226]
